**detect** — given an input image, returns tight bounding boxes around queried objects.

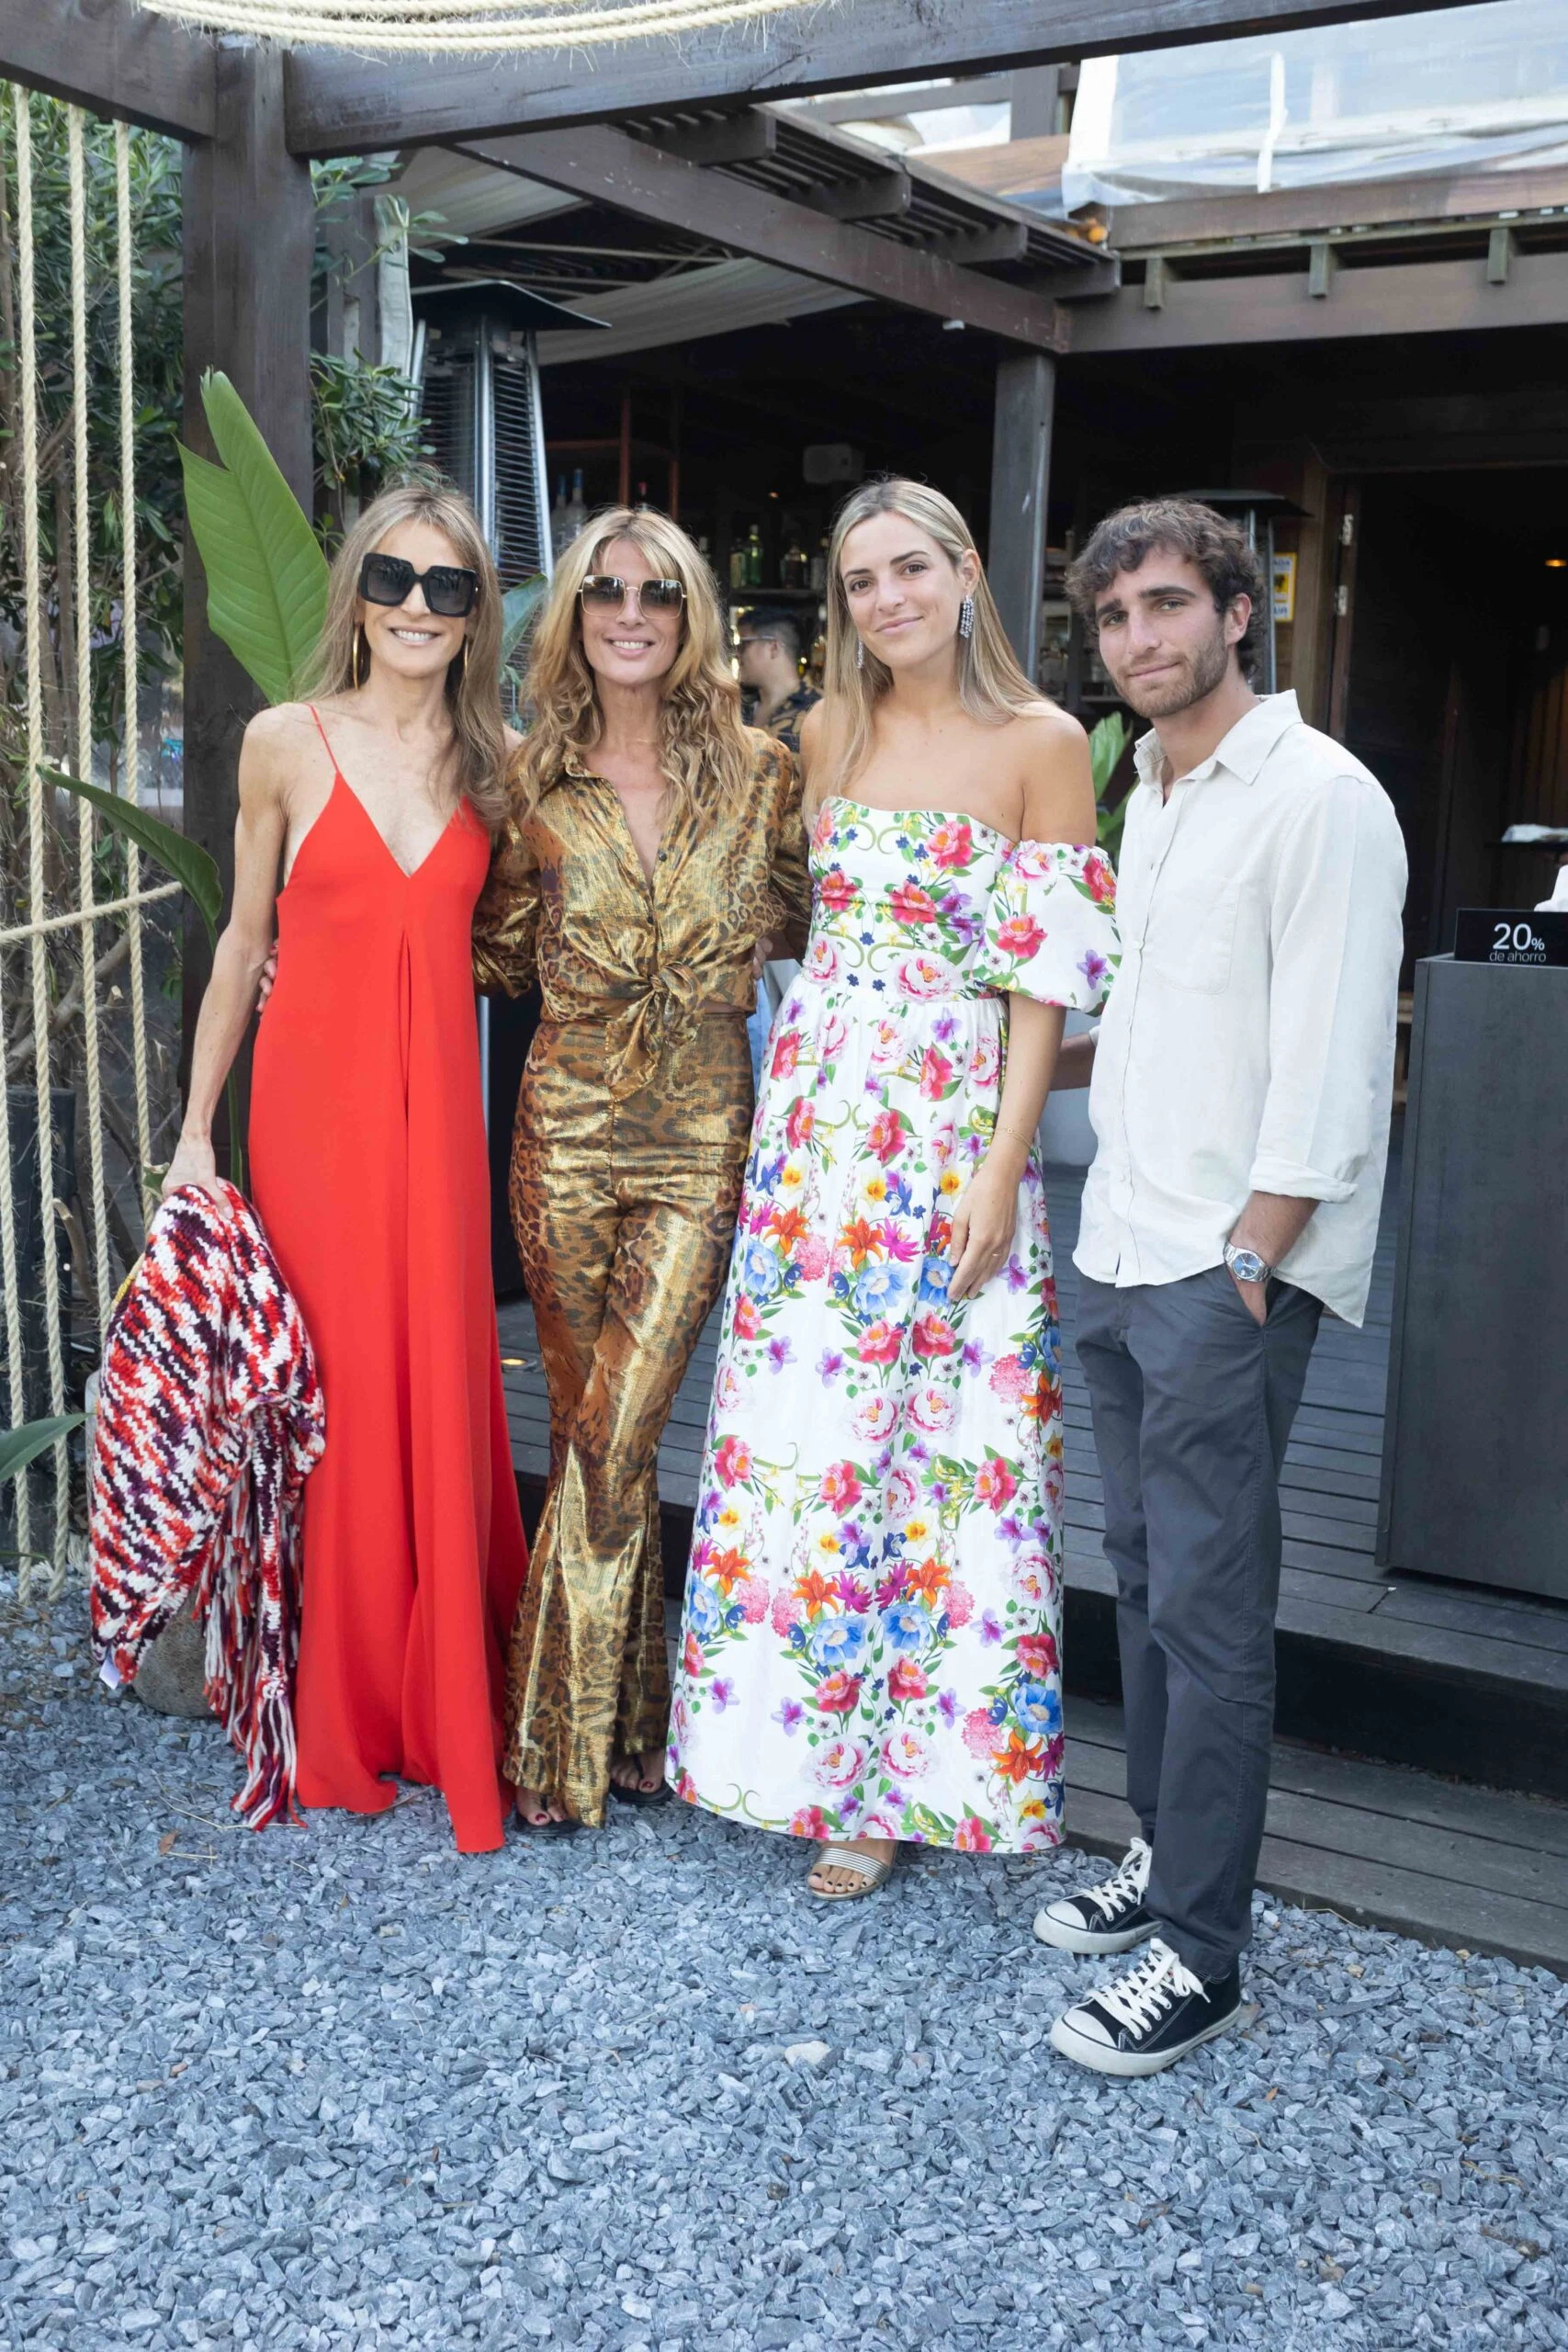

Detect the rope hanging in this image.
[68,109,114,1342]
[0,85,38,1579]
[133,0,827,55]
[116,121,154,1191]
[1,89,178,1597]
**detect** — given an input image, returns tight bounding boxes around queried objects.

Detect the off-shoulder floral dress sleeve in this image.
[972,838,1120,1010]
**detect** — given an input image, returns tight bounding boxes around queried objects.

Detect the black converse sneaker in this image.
[1033,1837,1156,1956]
[1048,1939,1243,2078]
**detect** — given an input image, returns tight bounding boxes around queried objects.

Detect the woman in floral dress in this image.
[668,480,1120,1895]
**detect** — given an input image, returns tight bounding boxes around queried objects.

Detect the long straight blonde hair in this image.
[811,477,1042,812]
[513,504,752,822]
[300,481,508,830]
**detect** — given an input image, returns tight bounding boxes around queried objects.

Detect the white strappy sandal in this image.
[807,1844,895,1901]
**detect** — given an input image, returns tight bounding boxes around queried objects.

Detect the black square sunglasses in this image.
[580,573,685,614]
[359,552,480,618]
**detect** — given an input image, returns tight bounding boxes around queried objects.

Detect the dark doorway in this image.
[1335,468,1568,975]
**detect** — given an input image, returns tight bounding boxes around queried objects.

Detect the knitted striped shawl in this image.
[90,1183,326,1828]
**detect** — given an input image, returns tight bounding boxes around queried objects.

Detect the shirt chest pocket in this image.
[1140,859,1244,995]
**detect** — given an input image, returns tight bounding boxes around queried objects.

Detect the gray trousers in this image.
[1076,1266,1322,1980]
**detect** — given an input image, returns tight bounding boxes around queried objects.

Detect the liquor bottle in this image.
[808,533,829,593]
[549,474,569,558]
[783,536,808,590]
[744,523,764,587]
[635,479,649,510]
[563,468,588,545]
[729,543,747,591]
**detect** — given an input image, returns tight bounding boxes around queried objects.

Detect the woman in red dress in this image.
[165,484,528,1853]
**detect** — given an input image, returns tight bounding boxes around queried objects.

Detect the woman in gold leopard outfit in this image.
[474,506,810,1834]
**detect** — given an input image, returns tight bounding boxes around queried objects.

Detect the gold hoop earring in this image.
[458,638,469,683]
[351,626,365,690]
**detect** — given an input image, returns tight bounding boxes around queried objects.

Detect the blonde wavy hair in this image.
[300,481,508,830]
[513,504,751,819]
[811,477,1042,812]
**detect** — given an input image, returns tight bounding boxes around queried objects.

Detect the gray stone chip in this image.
[3,1580,1566,2351]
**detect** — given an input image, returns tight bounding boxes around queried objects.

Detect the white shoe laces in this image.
[1091,1939,1205,2036]
[1080,1836,1152,1922]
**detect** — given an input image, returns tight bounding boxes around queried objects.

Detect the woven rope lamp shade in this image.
[133,0,827,52]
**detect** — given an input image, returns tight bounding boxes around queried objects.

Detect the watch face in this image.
[1230,1249,1267,1283]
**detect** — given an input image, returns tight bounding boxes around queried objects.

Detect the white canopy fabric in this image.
[1066,0,1568,206]
[391,147,864,363]
[534,257,862,366]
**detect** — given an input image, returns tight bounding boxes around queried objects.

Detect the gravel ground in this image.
[4,1584,1565,2352]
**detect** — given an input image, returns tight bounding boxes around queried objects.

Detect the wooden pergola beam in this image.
[282,0,1501,158]
[454,124,1070,349]
[1066,247,1568,353]
[0,0,216,141]
[1111,162,1568,250]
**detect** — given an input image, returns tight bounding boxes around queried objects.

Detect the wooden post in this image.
[988,347,1055,683]
[180,43,314,1132]
[1010,66,1062,139]
[313,188,383,537]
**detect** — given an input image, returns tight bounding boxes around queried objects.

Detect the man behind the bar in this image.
[736,608,820,1084]
[736,606,819,754]
[1035,499,1405,2076]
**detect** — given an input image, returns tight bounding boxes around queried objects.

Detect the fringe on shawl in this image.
[196,1467,307,1830]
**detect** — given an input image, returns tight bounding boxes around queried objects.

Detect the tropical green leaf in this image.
[178,370,329,706]
[501,576,547,672]
[1088,710,1132,798]
[43,767,222,947]
[1088,711,1134,857]
[0,1412,85,1483]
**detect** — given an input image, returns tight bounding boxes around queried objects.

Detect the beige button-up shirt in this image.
[1075,691,1407,1325]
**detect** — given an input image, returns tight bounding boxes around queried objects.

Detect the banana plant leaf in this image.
[44,766,240,1182]
[0,1412,85,1483]
[179,370,329,707]
[42,769,222,949]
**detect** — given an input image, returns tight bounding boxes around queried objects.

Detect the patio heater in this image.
[412,277,601,594]
[412,280,606,1292]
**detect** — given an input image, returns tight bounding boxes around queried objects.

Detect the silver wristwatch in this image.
[1224,1241,1273,1286]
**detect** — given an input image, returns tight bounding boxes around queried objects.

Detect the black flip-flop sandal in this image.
[512,1804,580,1838]
[608,1777,672,1809]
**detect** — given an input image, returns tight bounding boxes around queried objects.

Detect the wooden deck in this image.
[498,1147,1568,1964]
[1066,1693,1568,1977]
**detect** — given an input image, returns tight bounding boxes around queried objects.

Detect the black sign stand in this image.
[1453,909,1568,968]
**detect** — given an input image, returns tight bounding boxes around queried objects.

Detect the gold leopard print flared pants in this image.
[503,1010,752,1825]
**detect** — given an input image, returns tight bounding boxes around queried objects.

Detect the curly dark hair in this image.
[1066,498,1267,679]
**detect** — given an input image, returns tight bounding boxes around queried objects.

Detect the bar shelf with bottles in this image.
[717,510,830,685]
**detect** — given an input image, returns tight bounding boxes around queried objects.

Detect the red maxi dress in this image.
[249,712,528,1853]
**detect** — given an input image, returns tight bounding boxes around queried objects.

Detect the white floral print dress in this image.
[667,797,1120,1855]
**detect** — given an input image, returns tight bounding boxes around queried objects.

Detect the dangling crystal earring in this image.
[856,639,865,671]
[958,594,976,640]
[351,626,366,689]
